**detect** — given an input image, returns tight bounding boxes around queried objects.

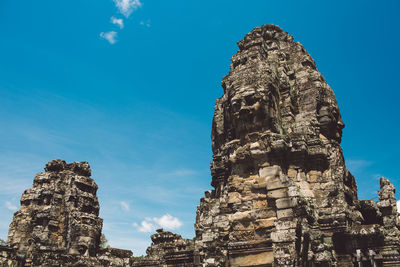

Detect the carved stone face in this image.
[318,104,344,142]
[69,236,96,257]
[229,88,279,139]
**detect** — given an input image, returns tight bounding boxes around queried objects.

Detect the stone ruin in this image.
[132,229,194,267]
[0,160,132,266]
[1,24,400,266]
[192,24,400,266]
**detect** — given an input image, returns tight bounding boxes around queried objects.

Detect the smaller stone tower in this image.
[7,160,102,256]
[2,159,133,266]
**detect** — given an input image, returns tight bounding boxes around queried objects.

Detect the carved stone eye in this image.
[244,95,256,106]
[232,101,241,113]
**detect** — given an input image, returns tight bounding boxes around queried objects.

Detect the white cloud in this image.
[113,0,142,17]
[120,201,130,211]
[397,200,400,213]
[100,31,118,44]
[111,16,124,29]
[133,214,182,233]
[153,214,182,230]
[133,219,156,233]
[5,201,17,211]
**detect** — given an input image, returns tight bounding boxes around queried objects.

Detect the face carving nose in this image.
[238,107,251,117]
[337,119,345,129]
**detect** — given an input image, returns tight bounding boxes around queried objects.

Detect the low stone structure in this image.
[1,160,132,266]
[133,229,194,267]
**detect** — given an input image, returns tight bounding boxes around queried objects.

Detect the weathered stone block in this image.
[267,188,288,199]
[255,218,276,229]
[277,208,294,219]
[230,251,274,266]
[229,211,252,222]
[276,197,295,209]
[253,199,268,209]
[228,192,242,204]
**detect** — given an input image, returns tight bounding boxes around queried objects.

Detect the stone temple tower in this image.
[194,25,400,266]
[3,159,133,266]
[6,160,103,263]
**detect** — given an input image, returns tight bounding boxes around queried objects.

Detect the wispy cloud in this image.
[120,201,130,211]
[100,31,118,44]
[140,20,151,28]
[166,169,197,177]
[133,214,182,233]
[111,17,124,29]
[346,159,372,173]
[113,0,142,17]
[0,178,32,196]
[5,201,17,211]
[0,152,45,196]
[372,174,383,180]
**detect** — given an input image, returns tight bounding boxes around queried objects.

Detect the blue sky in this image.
[1,0,399,256]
